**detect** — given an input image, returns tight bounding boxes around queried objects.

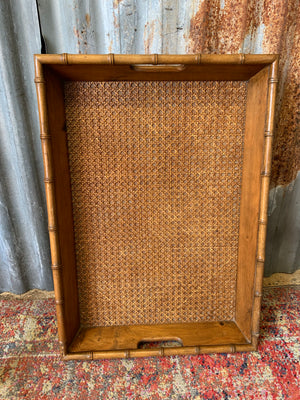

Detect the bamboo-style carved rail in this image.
[35,53,278,360]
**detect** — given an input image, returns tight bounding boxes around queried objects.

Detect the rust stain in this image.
[188,0,299,186]
[113,0,124,9]
[73,27,81,39]
[73,17,90,55]
[215,0,248,52]
[188,1,208,53]
[144,21,155,54]
[113,11,120,29]
[261,0,287,53]
[262,0,300,187]
[85,13,91,27]
[241,1,264,45]
[188,0,248,53]
[73,27,82,52]
[108,37,113,53]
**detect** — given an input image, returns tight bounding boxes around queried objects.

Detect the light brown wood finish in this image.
[35,53,277,65]
[63,343,257,361]
[235,66,270,341]
[35,53,278,82]
[43,67,80,353]
[34,54,278,360]
[35,60,80,356]
[43,64,270,82]
[235,59,278,346]
[69,322,248,353]
[35,63,68,354]
[251,59,278,343]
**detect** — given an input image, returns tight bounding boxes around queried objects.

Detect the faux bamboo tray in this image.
[35,54,278,360]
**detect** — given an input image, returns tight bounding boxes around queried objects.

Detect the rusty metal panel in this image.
[37,0,299,186]
[1,0,299,293]
[37,0,299,277]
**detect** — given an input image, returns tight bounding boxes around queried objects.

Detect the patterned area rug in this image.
[0,287,299,399]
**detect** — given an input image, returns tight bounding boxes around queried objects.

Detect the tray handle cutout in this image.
[130,64,186,72]
[138,337,183,349]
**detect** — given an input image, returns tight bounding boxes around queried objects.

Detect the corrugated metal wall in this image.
[0,1,51,293]
[0,0,299,293]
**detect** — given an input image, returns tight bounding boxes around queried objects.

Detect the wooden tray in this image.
[35,54,278,360]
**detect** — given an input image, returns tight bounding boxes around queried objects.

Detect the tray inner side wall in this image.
[64,80,248,327]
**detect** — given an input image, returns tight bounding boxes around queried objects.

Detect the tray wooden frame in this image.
[34,54,278,360]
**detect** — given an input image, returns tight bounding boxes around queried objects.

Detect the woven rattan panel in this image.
[64,81,248,327]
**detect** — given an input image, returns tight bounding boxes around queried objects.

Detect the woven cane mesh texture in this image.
[64,80,248,327]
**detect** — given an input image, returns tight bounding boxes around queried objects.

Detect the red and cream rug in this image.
[0,286,299,399]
